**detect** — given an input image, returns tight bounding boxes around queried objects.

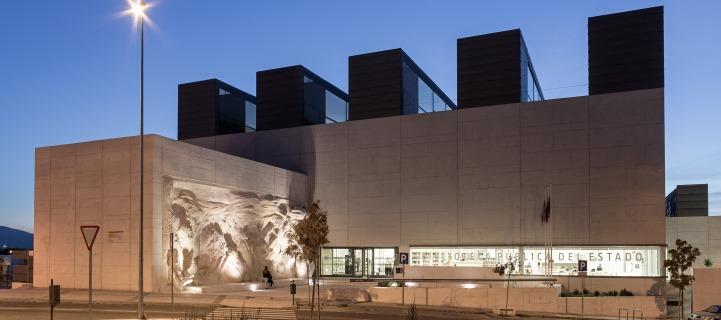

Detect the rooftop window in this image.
[403,61,454,114]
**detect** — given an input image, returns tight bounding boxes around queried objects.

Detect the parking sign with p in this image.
[399,253,409,265]
[578,260,588,272]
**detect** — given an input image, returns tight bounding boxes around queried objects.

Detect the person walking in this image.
[262,266,274,289]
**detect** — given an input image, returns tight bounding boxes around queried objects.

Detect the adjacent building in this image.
[665,184,709,217]
[0,249,32,287]
[34,6,666,298]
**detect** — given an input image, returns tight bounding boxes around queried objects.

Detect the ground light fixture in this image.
[122,0,150,318]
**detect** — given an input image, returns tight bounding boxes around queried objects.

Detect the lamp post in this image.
[139,3,145,318]
[124,1,149,318]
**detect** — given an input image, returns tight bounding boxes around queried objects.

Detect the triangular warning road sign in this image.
[80,225,100,251]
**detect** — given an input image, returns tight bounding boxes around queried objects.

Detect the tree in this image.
[664,239,701,320]
[492,256,519,315]
[284,200,329,320]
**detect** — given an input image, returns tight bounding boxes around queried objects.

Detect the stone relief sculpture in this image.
[162,178,305,289]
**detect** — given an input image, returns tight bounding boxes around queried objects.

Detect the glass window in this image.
[526,65,534,102]
[417,78,433,114]
[410,246,662,277]
[303,76,348,124]
[321,248,353,276]
[321,247,396,277]
[403,61,453,114]
[303,76,325,124]
[325,91,347,123]
[372,248,396,276]
[525,63,543,102]
[432,90,449,112]
[321,248,333,276]
[245,102,256,132]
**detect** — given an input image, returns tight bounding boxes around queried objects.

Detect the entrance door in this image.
[353,249,364,277]
[364,248,374,278]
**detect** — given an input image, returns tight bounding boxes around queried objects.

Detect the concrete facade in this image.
[33,135,306,291]
[665,184,709,217]
[402,265,663,296]
[185,88,665,249]
[33,88,665,292]
[666,216,721,268]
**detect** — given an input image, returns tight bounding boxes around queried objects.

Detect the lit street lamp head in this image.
[124,0,150,25]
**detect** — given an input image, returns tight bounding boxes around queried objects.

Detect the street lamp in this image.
[123,1,150,318]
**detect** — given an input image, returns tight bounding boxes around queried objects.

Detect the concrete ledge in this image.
[11,282,32,289]
[368,286,665,318]
[558,296,665,318]
[325,287,370,302]
[185,278,300,293]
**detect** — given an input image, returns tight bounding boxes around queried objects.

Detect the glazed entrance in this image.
[320,247,397,278]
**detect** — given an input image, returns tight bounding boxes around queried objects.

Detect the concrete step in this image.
[205,307,297,319]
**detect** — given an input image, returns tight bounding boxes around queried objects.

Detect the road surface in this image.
[0,301,497,319]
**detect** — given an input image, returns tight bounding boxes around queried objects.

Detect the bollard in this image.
[290,280,297,305]
[49,279,61,320]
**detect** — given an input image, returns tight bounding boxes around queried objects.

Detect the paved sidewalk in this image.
[0,287,631,320]
[321,302,621,320]
[0,286,298,309]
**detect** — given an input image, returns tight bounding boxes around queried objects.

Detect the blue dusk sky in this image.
[1,1,719,232]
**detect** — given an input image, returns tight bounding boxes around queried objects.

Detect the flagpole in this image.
[543,185,551,277]
[543,186,548,278]
[549,184,553,280]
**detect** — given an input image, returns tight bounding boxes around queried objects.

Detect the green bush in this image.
[619,288,633,296]
[604,290,619,296]
[563,288,632,297]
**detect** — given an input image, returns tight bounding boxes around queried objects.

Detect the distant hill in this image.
[0,226,33,249]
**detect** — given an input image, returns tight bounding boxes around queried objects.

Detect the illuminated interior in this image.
[410,246,663,277]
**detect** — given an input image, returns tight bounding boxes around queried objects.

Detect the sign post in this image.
[398,253,408,305]
[578,260,587,320]
[170,232,174,311]
[80,225,100,319]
